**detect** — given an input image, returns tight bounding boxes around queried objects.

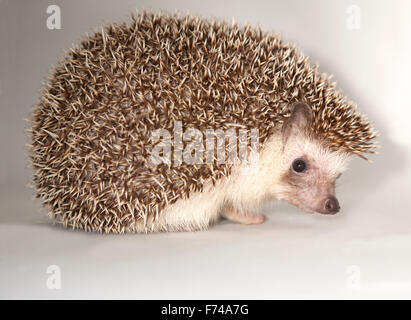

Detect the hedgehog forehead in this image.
[284,136,349,176]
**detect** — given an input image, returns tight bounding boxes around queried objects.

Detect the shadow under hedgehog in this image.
[29,12,377,233]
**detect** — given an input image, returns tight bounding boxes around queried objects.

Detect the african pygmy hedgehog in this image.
[29,12,377,233]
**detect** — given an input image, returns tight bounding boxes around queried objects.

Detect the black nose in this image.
[323,196,340,214]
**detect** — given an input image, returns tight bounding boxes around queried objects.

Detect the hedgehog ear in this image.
[282,102,313,145]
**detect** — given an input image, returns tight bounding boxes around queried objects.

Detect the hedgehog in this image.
[29,12,377,233]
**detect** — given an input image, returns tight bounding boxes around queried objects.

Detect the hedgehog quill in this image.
[29,12,377,233]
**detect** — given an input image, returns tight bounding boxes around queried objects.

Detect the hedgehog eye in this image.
[292,158,307,173]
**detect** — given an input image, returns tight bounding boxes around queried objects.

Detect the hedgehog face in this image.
[276,102,349,214]
[278,143,349,214]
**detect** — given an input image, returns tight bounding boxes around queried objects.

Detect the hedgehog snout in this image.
[319,195,340,215]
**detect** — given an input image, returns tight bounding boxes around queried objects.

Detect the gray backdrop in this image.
[1,0,411,299]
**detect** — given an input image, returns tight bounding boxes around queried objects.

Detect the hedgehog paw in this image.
[240,214,266,225]
[223,211,266,225]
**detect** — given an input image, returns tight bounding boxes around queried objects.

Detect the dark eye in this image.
[292,158,307,173]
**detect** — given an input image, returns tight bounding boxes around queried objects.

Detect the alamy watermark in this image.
[46,5,61,30]
[46,264,61,290]
[150,121,260,169]
[346,5,361,30]
[346,265,361,290]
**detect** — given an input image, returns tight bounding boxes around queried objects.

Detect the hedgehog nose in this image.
[323,196,340,214]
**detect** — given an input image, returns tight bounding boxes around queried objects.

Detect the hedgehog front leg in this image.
[222,207,266,225]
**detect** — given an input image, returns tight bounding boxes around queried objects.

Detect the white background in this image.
[0,0,410,299]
